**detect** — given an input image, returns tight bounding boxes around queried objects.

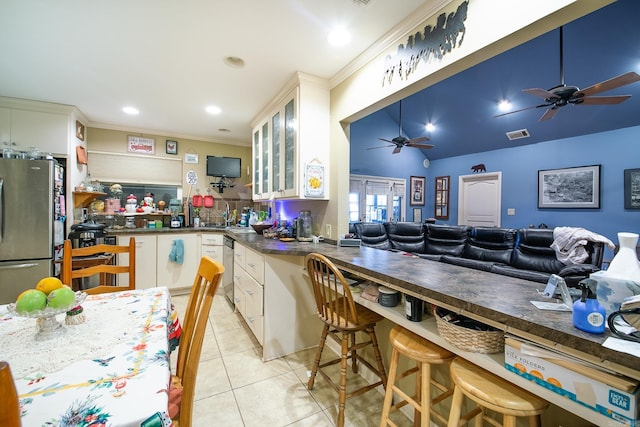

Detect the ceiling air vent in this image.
[506,129,530,141]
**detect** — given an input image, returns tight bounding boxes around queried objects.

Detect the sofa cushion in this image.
[424,224,471,260]
[509,228,566,274]
[353,222,390,250]
[384,222,425,253]
[441,227,516,272]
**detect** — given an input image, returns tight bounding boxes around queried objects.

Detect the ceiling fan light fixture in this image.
[498,99,511,111]
[425,122,436,132]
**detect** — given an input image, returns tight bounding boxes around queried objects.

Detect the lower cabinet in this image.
[233,264,264,344]
[117,234,157,289]
[156,233,199,290]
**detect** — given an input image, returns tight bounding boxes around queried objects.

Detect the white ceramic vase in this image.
[606,232,640,281]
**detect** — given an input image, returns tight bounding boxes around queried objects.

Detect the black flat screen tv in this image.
[206,156,241,178]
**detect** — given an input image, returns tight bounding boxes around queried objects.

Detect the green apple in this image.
[47,286,76,309]
[16,289,47,313]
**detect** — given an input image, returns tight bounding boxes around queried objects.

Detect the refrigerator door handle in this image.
[0,177,3,243]
[0,263,40,270]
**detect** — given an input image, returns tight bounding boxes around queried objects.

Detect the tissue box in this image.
[505,336,639,425]
[591,271,640,319]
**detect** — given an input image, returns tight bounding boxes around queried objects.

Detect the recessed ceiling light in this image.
[425,122,436,132]
[328,28,351,47]
[206,105,221,115]
[498,100,512,111]
[122,106,139,115]
[223,56,245,68]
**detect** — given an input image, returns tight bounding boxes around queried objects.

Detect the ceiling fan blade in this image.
[406,143,434,149]
[377,137,394,143]
[493,103,548,118]
[523,88,560,99]
[577,95,631,105]
[392,146,402,154]
[407,136,430,144]
[539,107,560,122]
[366,144,394,151]
[576,71,640,97]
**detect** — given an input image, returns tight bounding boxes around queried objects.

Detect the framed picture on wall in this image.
[538,165,601,209]
[413,208,422,223]
[166,140,178,155]
[624,168,640,209]
[410,176,425,206]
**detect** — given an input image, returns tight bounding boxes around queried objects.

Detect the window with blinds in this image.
[349,174,406,223]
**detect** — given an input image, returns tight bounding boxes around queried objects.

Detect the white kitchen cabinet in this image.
[117,234,157,289]
[0,107,68,155]
[199,233,224,294]
[233,242,264,345]
[156,233,199,290]
[250,72,329,200]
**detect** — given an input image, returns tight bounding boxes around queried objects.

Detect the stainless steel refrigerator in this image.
[0,158,65,304]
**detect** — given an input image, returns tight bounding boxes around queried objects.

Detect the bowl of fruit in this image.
[251,223,274,235]
[8,277,86,340]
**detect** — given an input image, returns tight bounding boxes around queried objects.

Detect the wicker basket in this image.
[434,307,504,354]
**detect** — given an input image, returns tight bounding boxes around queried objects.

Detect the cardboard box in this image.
[504,336,640,425]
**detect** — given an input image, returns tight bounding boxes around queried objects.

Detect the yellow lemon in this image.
[36,277,64,295]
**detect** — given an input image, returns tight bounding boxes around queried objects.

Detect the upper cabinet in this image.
[250,73,330,200]
[0,103,70,156]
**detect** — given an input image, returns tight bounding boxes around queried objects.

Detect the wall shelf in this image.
[73,191,106,208]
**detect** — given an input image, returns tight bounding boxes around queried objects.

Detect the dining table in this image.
[0,286,181,427]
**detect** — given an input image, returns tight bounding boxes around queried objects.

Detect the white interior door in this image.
[458,172,502,227]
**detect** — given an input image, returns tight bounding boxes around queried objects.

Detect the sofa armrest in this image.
[558,263,601,287]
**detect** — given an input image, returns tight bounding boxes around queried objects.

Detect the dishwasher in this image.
[222,236,234,306]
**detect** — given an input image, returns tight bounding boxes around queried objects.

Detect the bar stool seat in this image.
[447,357,549,427]
[380,325,455,427]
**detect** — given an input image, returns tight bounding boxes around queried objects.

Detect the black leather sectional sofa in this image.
[351,222,604,287]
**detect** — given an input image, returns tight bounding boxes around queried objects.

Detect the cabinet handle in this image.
[246,289,253,295]
[247,263,255,268]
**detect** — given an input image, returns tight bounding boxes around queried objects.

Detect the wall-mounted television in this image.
[206,156,241,178]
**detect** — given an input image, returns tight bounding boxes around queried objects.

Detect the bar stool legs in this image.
[380,326,455,427]
[447,358,549,427]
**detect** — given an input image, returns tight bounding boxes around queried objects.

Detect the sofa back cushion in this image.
[353,222,391,250]
[384,222,426,253]
[424,224,471,256]
[511,228,566,273]
[462,227,517,264]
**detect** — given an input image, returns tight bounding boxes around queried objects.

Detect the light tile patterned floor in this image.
[170,292,413,427]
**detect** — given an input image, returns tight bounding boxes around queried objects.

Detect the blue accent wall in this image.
[351,119,640,255]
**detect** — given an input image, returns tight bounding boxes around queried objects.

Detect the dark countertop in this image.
[106,227,640,375]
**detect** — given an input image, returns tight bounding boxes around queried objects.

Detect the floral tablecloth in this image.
[0,287,181,427]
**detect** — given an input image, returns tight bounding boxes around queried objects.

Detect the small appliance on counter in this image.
[68,220,107,248]
[169,198,183,228]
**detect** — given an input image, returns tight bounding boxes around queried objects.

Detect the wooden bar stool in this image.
[380,325,455,427]
[447,358,549,427]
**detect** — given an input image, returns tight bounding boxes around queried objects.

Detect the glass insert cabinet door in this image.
[284,98,295,192]
[435,175,450,219]
[261,122,269,194]
[271,111,280,193]
[253,129,260,193]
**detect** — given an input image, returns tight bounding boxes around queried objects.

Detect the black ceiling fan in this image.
[495,27,640,122]
[367,100,434,154]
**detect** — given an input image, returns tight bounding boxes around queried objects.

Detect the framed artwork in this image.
[75,120,85,141]
[624,168,640,209]
[413,208,422,223]
[166,140,178,155]
[538,165,601,209]
[185,152,199,164]
[128,135,155,154]
[434,175,450,219]
[410,176,425,206]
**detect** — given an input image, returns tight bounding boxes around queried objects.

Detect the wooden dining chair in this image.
[61,237,136,295]
[0,361,21,427]
[169,256,224,427]
[305,253,388,427]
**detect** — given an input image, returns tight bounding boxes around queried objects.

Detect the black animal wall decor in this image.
[471,163,486,173]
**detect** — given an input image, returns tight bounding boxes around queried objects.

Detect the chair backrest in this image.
[305,253,359,329]
[0,361,21,427]
[61,237,136,295]
[175,256,224,427]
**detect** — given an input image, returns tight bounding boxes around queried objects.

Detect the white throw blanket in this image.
[551,226,615,265]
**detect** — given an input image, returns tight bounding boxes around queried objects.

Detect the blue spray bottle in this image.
[572,278,606,334]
